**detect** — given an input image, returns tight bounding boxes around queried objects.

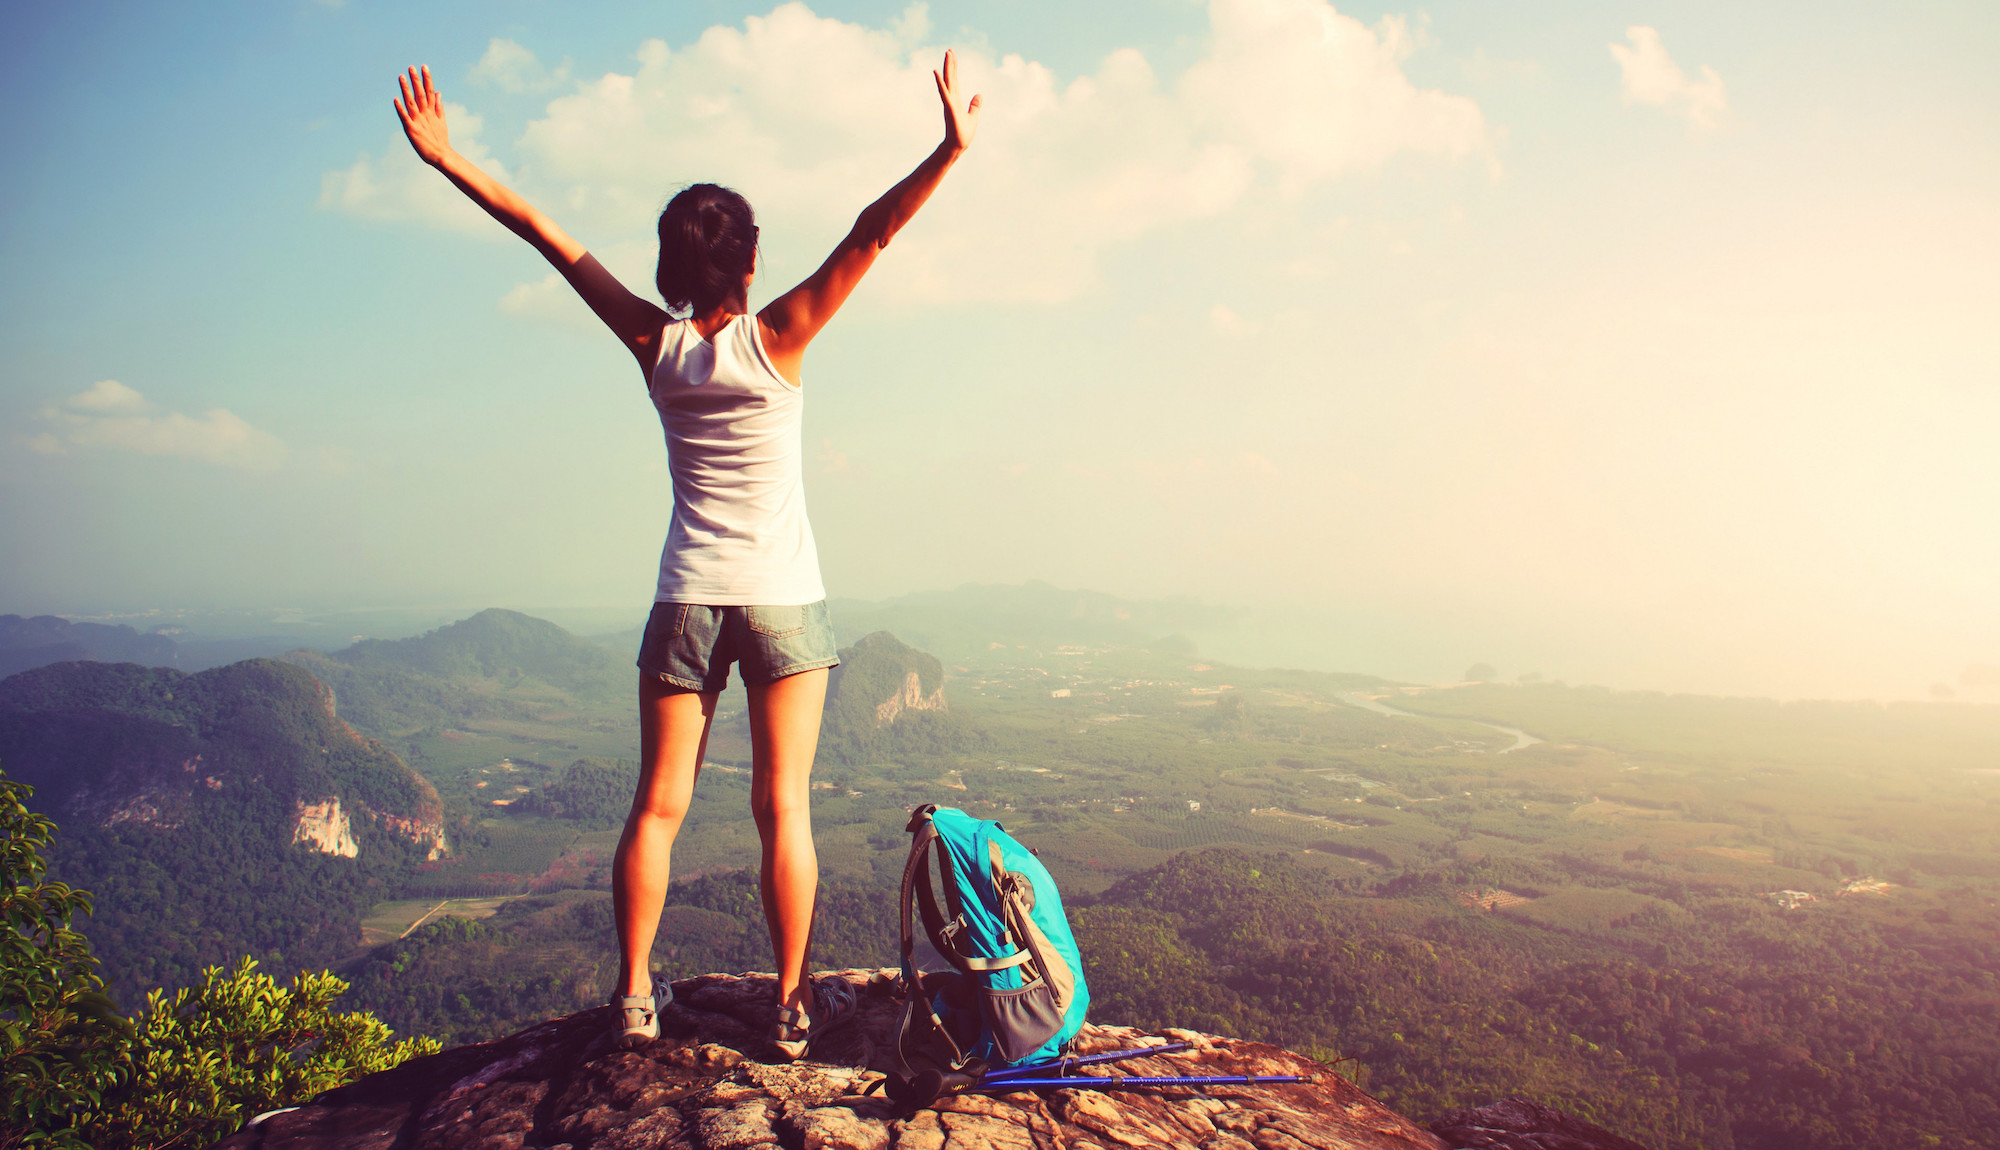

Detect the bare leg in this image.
[613,676,717,998]
[747,667,829,1017]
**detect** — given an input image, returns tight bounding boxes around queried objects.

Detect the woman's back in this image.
[650,315,822,606]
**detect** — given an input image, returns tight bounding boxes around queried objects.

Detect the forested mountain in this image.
[0,658,447,1002]
[330,608,628,696]
[284,608,630,735]
[0,613,178,678]
[819,631,969,764]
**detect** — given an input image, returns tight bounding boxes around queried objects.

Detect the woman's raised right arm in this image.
[395,66,666,379]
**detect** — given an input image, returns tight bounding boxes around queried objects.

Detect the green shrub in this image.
[1,769,440,1149]
[85,959,441,1150]
[1,775,129,1148]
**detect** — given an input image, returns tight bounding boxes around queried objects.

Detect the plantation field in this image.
[359,897,518,947]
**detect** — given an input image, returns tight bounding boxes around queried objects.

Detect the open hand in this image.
[395,65,452,167]
[933,49,982,153]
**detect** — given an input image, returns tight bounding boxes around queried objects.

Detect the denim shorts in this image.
[636,600,840,692]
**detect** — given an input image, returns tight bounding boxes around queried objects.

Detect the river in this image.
[1338,692,1544,754]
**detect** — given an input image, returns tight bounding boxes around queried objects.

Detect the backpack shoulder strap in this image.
[899,807,962,977]
[896,806,970,1073]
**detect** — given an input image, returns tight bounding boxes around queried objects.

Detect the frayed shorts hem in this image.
[640,655,838,694]
[635,600,839,693]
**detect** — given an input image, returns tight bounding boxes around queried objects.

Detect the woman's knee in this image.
[628,793,692,827]
[749,788,810,830]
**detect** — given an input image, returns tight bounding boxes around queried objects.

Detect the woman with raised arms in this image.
[394,51,981,1060]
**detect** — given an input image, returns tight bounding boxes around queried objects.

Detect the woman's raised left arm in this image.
[756,50,982,384]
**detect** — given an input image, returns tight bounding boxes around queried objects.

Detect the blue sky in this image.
[3,1,1997,699]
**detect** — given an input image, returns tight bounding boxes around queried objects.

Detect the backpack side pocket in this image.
[979,980,1065,1064]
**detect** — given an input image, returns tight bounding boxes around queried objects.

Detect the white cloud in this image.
[66,378,150,414]
[30,381,285,469]
[323,0,1488,304]
[318,104,515,235]
[469,38,570,94]
[1611,26,1727,133]
[1182,1,1490,193]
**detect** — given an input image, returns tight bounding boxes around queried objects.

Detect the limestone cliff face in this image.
[291,798,360,859]
[373,811,449,861]
[874,670,947,726]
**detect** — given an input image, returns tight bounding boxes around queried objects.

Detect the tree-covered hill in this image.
[0,658,446,1003]
[328,608,627,698]
[819,631,970,765]
[283,608,631,737]
[1071,848,2000,1150]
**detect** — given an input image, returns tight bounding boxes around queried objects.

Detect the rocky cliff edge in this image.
[212,970,1643,1150]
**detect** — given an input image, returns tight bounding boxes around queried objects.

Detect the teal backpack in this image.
[894,804,1090,1074]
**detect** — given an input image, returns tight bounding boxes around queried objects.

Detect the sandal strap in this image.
[615,992,659,1023]
[775,1004,811,1030]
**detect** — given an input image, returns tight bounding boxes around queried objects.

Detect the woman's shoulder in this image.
[731,314,798,389]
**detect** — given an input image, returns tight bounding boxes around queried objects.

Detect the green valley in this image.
[7,591,1998,1149]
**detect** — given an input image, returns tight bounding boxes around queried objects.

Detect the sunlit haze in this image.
[3,0,1996,701]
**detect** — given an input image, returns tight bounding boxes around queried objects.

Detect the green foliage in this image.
[1075,848,2000,1150]
[510,759,640,828]
[0,774,129,1149]
[49,819,406,1003]
[1066,905,1240,1035]
[85,958,440,1150]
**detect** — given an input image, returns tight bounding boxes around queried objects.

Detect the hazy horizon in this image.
[12,580,2000,707]
[4,1,1996,703]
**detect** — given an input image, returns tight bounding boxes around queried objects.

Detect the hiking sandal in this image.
[769,976,859,1062]
[612,985,670,1050]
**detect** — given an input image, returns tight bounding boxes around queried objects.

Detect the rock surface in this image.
[1428,1098,1652,1150]
[211,970,1452,1150]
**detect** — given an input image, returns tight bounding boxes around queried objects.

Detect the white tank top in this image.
[649,315,825,605]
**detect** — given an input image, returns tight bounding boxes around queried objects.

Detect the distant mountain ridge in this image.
[829,581,1227,661]
[0,613,178,678]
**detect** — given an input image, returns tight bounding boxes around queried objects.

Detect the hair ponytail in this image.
[656,184,757,316]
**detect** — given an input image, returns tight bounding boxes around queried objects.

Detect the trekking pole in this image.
[980,1072,1310,1091]
[980,1041,1194,1085]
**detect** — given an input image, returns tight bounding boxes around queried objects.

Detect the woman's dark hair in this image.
[656,184,757,316]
